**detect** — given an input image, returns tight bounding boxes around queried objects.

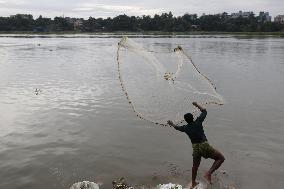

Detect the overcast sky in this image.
[0,0,283,18]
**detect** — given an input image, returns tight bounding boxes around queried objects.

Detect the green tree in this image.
[53,17,73,31]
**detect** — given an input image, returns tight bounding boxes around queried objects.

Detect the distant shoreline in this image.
[1,31,284,37]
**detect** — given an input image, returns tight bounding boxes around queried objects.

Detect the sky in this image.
[0,0,283,19]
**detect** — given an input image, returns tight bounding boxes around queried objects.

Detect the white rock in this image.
[156,183,183,189]
[70,181,100,189]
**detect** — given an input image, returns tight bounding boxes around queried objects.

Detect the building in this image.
[258,12,271,22]
[63,17,84,30]
[231,11,253,18]
[74,19,83,30]
[274,15,284,23]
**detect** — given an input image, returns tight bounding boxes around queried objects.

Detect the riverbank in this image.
[0,31,284,37]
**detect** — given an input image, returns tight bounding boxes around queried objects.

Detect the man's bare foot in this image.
[203,172,212,184]
[190,181,199,189]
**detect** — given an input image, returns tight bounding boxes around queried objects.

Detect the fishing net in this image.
[117,37,224,126]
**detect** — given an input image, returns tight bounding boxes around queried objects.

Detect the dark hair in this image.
[184,113,193,123]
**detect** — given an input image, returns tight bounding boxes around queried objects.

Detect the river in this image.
[0,34,283,189]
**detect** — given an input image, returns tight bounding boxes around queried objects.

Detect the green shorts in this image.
[192,141,215,159]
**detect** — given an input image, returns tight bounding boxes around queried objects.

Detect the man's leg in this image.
[191,156,201,189]
[204,149,225,184]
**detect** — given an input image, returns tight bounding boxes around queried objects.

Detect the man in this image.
[167,102,225,188]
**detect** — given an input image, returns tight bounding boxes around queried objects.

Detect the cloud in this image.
[72,3,165,16]
[2,0,26,6]
[73,7,94,12]
[0,0,283,18]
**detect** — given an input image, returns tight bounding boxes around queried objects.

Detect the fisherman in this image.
[168,102,225,188]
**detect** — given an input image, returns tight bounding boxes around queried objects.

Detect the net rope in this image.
[117,37,224,126]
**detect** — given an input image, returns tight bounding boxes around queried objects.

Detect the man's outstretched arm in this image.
[193,102,205,111]
[193,102,207,122]
[167,120,186,132]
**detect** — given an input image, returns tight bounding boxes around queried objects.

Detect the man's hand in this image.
[167,120,174,127]
[192,102,205,111]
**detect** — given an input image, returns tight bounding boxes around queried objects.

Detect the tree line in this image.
[0,12,283,32]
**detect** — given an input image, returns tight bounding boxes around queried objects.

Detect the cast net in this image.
[117,37,224,126]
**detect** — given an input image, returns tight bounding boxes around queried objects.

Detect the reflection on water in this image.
[0,35,284,189]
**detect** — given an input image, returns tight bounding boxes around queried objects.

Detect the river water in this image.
[0,34,283,189]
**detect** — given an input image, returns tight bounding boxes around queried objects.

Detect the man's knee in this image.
[220,155,225,163]
[213,150,225,162]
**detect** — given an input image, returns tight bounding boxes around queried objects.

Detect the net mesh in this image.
[117,37,224,126]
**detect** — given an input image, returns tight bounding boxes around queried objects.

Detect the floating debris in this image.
[112,177,133,189]
[35,88,41,95]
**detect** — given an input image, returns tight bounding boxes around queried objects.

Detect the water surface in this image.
[0,34,284,189]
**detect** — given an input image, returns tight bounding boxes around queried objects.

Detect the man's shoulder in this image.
[183,123,192,129]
